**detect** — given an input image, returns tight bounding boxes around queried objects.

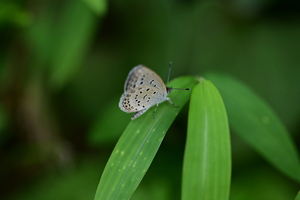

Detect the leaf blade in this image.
[205,72,300,183]
[182,79,231,200]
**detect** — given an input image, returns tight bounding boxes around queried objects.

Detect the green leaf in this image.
[94,76,197,200]
[295,191,300,200]
[49,0,97,90]
[182,79,231,200]
[81,0,107,16]
[205,72,300,183]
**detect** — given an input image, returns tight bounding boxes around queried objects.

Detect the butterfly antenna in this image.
[167,62,172,85]
[166,62,191,91]
[172,88,191,90]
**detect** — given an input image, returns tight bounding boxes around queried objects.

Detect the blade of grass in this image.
[94,76,197,200]
[205,72,300,183]
[182,79,231,200]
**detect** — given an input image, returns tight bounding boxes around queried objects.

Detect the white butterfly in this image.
[119,63,190,120]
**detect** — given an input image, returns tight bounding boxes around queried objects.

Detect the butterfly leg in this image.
[152,104,160,119]
[167,99,179,108]
[153,99,177,119]
[131,108,148,120]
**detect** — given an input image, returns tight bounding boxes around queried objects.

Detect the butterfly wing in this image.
[119,86,166,113]
[123,65,167,94]
[119,65,170,119]
[123,65,140,92]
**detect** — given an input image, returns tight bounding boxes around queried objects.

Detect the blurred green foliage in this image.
[0,0,300,199]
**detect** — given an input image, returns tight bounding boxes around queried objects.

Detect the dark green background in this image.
[0,0,299,199]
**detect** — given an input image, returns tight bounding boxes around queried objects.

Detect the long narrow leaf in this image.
[94,76,197,200]
[182,79,231,200]
[205,72,300,183]
[49,0,97,90]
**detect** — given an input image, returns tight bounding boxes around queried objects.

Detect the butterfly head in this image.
[166,87,173,94]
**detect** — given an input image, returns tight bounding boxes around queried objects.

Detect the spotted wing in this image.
[119,86,167,113]
[123,65,167,94]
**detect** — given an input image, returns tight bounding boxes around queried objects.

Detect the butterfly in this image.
[119,63,190,120]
